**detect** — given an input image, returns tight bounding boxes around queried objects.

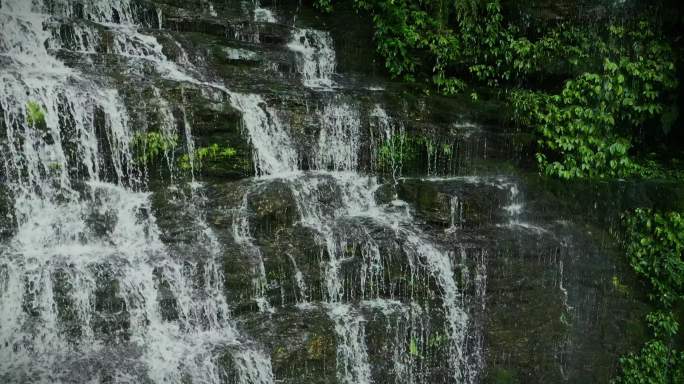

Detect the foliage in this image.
[408,337,420,358]
[313,1,679,180]
[622,209,684,306]
[352,0,474,93]
[315,0,587,92]
[615,209,684,383]
[376,133,414,172]
[178,143,237,171]
[26,100,46,128]
[615,340,684,384]
[646,310,680,339]
[511,22,677,179]
[131,132,178,165]
[313,0,333,13]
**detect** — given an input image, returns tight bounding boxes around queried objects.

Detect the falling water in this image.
[0,0,275,382]
[288,28,337,89]
[254,0,277,23]
[316,101,361,171]
[1,0,484,382]
[236,50,477,382]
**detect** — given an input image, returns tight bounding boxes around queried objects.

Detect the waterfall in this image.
[238,44,476,382]
[288,28,337,89]
[1,0,482,382]
[0,0,275,382]
[254,0,277,23]
[316,101,362,171]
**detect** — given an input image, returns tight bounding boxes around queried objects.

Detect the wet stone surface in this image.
[0,0,681,383]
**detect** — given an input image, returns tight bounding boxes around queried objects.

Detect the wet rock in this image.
[397,178,511,229]
[362,301,452,384]
[90,264,131,344]
[0,184,15,241]
[247,180,299,242]
[260,224,326,306]
[52,267,84,342]
[239,307,337,384]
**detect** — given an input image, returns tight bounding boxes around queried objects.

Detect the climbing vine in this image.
[615,209,684,383]
[511,22,677,179]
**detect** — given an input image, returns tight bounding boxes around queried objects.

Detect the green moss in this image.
[488,367,519,384]
[408,337,421,358]
[612,276,631,296]
[273,345,288,361]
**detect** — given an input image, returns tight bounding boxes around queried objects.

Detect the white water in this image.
[370,104,406,183]
[499,180,548,233]
[288,28,337,89]
[254,0,277,23]
[240,96,475,383]
[316,101,361,171]
[233,186,274,313]
[0,0,274,382]
[329,304,373,384]
[1,0,481,383]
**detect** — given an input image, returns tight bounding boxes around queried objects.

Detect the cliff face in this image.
[0,1,682,384]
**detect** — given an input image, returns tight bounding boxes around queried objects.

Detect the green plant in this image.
[622,209,684,306]
[615,340,684,384]
[512,22,677,180]
[132,132,178,165]
[323,0,591,94]
[376,133,414,172]
[408,337,420,358]
[612,275,630,295]
[313,2,679,180]
[647,310,680,339]
[615,209,684,383]
[427,332,447,348]
[313,0,333,13]
[376,133,453,175]
[178,143,237,171]
[26,100,46,128]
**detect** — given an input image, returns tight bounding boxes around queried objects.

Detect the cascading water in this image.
[1,0,492,382]
[288,28,337,89]
[0,0,275,382]
[233,39,479,382]
[253,0,277,23]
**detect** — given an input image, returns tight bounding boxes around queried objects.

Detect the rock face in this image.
[0,1,680,384]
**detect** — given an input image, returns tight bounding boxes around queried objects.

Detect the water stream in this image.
[0,0,574,383]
